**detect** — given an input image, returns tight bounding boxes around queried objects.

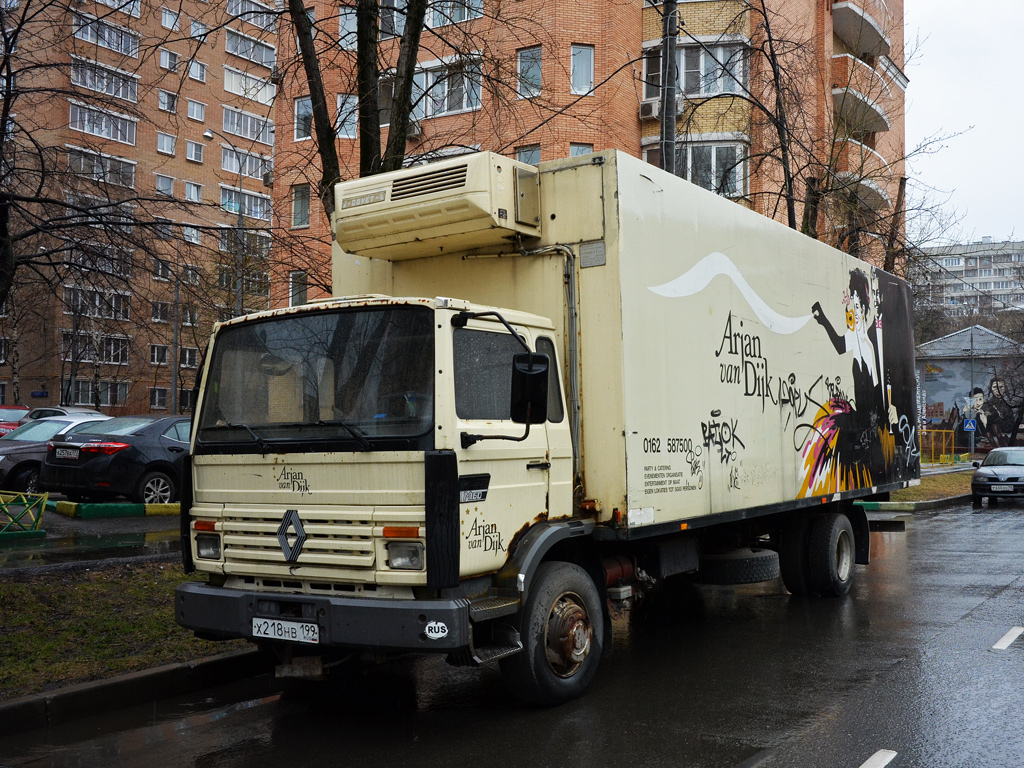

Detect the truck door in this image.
[452,321,550,576]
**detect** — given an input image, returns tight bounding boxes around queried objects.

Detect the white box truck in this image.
[176,150,920,705]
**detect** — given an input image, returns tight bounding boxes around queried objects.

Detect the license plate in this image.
[991,484,1014,492]
[55,447,79,460]
[252,617,319,644]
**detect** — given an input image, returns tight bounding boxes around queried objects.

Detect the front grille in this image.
[221,508,375,573]
[390,164,469,201]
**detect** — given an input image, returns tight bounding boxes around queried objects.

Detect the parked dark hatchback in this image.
[971,447,1024,506]
[40,416,191,503]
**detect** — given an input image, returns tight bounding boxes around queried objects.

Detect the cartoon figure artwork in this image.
[800,269,898,496]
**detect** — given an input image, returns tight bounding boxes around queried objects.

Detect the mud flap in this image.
[425,450,460,589]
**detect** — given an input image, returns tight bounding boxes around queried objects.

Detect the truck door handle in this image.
[527,462,551,470]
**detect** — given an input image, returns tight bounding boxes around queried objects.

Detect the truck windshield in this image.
[196,305,433,449]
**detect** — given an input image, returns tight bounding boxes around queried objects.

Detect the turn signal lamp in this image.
[81,441,131,455]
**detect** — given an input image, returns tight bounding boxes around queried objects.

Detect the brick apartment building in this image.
[271,0,907,304]
[0,0,905,414]
[0,0,276,412]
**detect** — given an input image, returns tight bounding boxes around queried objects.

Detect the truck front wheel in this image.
[807,511,855,597]
[499,561,603,706]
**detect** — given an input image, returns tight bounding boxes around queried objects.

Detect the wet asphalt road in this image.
[4,500,1024,768]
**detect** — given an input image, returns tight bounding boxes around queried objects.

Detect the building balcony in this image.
[832,1,891,58]
[832,138,892,211]
[831,54,891,134]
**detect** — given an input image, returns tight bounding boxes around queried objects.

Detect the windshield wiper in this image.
[316,419,372,450]
[226,422,271,454]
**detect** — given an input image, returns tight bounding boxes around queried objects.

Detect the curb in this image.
[856,494,973,512]
[52,500,180,519]
[0,648,271,732]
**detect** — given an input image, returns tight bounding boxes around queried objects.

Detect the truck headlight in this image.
[386,541,424,570]
[195,533,222,560]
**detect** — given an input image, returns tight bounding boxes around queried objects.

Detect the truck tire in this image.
[779,514,813,596]
[807,511,854,597]
[499,561,603,706]
[697,547,780,585]
[972,494,983,508]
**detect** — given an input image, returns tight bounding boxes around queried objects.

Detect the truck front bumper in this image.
[175,581,472,652]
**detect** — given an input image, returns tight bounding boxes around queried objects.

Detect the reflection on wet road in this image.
[3,501,1024,768]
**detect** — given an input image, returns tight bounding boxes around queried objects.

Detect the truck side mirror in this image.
[510,353,549,424]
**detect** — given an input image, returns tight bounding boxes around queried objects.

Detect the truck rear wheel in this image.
[807,511,855,597]
[499,561,603,706]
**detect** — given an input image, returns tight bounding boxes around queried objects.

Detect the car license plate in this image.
[55,447,79,460]
[252,617,319,644]
[991,484,1014,492]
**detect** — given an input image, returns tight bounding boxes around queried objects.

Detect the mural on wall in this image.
[650,255,919,501]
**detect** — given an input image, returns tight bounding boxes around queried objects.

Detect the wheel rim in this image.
[835,529,853,582]
[144,477,171,504]
[24,471,38,494]
[543,591,593,678]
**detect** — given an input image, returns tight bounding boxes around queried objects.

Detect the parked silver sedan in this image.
[0,414,111,493]
[971,447,1024,507]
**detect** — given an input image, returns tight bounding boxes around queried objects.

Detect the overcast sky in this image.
[904,2,1023,245]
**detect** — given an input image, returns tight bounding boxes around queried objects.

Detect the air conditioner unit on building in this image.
[262,171,274,187]
[269,66,283,85]
[639,100,661,121]
[406,120,423,139]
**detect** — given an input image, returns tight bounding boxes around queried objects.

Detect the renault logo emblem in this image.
[277,509,306,563]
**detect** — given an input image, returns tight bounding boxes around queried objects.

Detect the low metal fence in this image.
[0,492,48,540]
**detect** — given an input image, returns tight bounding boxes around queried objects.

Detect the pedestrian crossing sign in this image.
[964,418,977,432]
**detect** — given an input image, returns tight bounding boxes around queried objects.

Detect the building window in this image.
[160,7,179,29]
[187,99,206,121]
[223,66,275,105]
[155,174,174,196]
[225,28,276,67]
[186,141,204,163]
[69,102,137,145]
[221,146,272,180]
[336,94,356,138]
[294,96,312,140]
[182,264,201,284]
[380,0,405,39]
[185,182,202,202]
[516,145,540,165]
[152,300,171,322]
[291,184,310,227]
[682,45,744,95]
[94,0,140,17]
[63,286,131,320]
[159,49,179,71]
[191,20,208,38]
[189,60,207,83]
[181,347,199,367]
[570,143,593,156]
[158,90,177,113]
[431,0,482,25]
[338,6,356,49]
[70,58,138,102]
[227,0,276,31]
[223,106,274,144]
[182,306,199,326]
[517,46,541,98]
[72,13,139,57]
[151,344,169,365]
[411,60,482,119]
[67,147,136,187]
[570,44,594,95]
[183,224,201,243]
[289,270,307,306]
[156,132,175,155]
[61,332,129,365]
[153,257,172,280]
[221,187,272,221]
[677,142,745,197]
[150,387,168,409]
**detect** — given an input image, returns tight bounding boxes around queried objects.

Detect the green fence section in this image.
[0,492,48,540]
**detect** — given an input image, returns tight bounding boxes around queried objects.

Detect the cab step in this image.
[468,595,521,621]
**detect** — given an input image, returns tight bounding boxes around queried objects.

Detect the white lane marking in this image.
[859,750,898,768]
[993,626,1024,650]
